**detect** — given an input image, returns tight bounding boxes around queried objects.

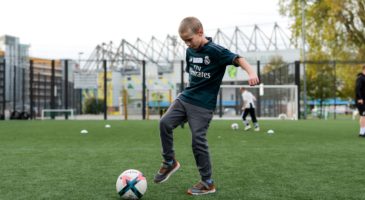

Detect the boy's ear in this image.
[197,28,204,36]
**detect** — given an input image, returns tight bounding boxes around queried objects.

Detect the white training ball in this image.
[231,123,239,130]
[267,129,274,134]
[80,129,88,134]
[105,124,111,128]
[116,169,147,199]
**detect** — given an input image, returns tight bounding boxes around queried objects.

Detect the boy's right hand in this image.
[248,74,259,86]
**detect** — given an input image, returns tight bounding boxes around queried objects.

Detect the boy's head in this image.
[178,17,206,49]
[240,87,246,92]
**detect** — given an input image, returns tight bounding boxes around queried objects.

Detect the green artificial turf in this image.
[0,120,364,200]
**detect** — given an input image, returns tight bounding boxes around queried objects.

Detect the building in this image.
[29,58,62,116]
[0,35,30,112]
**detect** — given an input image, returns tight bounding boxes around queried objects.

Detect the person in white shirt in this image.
[240,87,259,131]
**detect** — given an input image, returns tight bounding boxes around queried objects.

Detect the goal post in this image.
[41,109,74,120]
[219,84,298,120]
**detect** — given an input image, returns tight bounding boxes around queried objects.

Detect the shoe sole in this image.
[187,188,216,195]
[155,162,180,184]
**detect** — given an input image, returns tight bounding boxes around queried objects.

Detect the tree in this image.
[279,0,365,58]
[306,56,334,108]
[83,98,105,114]
[279,0,365,100]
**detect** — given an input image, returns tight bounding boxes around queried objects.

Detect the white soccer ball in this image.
[116,169,147,200]
[267,129,274,135]
[105,124,111,128]
[231,123,239,130]
[80,129,88,134]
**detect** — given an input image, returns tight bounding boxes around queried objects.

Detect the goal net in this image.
[219,84,298,120]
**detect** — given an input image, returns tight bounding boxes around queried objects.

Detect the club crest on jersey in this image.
[204,56,210,65]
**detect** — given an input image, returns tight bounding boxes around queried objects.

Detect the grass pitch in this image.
[0,119,364,200]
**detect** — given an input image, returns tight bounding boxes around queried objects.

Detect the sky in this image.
[1,0,290,60]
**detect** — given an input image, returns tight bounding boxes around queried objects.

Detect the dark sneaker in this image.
[359,134,365,137]
[187,181,216,195]
[154,160,180,183]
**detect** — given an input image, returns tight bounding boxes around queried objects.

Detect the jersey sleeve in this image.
[219,48,240,67]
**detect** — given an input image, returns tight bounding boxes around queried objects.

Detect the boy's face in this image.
[179,29,204,49]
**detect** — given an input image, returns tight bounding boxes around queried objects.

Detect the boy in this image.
[356,65,365,137]
[240,87,260,131]
[154,16,259,195]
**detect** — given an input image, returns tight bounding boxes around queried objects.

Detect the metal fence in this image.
[0,58,363,120]
[300,60,365,120]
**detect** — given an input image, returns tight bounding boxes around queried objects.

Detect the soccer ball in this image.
[267,129,274,135]
[231,123,239,130]
[116,169,147,199]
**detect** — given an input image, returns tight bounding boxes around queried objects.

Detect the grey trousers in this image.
[159,98,213,181]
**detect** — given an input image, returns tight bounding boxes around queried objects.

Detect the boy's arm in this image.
[241,98,246,110]
[234,57,259,86]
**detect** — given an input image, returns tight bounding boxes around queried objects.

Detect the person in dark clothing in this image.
[355,65,365,137]
[153,16,259,195]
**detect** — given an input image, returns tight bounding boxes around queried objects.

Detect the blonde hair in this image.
[178,17,203,35]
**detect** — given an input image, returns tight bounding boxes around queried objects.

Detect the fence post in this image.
[123,89,128,120]
[219,89,223,118]
[333,60,336,120]
[22,68,25,112]
[294,60,301,120]
[43,73,47,110]
[1,59,5,120]
[257,60,261,117]
[13,65,16,112]
[79,89,82,114]
[37,73,41,116]
[180,60,184,92]
[64,60,69,120]
[179,60,186,128]
[29,60,34,119]
[142,60,146,120]
[103,59,107,120]
[50,60,55,119]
